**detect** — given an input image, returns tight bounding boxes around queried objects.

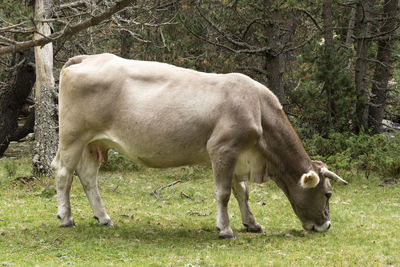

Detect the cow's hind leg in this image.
[76,143,113,226]
[52,145,84,227]
[232,179,263,233]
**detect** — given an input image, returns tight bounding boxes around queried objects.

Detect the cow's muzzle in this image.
[304,220,331,232]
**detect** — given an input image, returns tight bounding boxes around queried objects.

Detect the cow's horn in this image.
[321,167,348,185]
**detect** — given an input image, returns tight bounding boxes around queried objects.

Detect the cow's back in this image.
[58,54,270,168]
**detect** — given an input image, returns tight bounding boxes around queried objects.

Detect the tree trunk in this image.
[345,6,356,47]
[368,0,399,133]
[354,0,372,132]
[265,53,285,105]
[120,9,132,59]
[322,0,335,127]
[120,29,132,59]
[0,51,35,157]
[32,0,58,176]
[263,0,286,105]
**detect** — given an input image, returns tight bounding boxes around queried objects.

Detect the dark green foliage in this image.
[303,132,400,179]
[289,42,356,137]
[100,151,143,172]
[386,64,400,123]
[0,1,34,42]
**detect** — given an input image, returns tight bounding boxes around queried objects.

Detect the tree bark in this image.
[0,51,35,157]
[265,53,285,104]
[120,29,132,59]
[345,6,356,47]
[322,0,335,127]
[368,0,399,133]
[354,0,372,132]
[119,9,133,59]
[263,0,286,105]
[32,0,58,176]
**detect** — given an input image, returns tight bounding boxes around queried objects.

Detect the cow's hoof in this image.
[244,223,263,233]
[219,233,236,240]
[247,227,263,233]
[59,219,76,228]
[94,216,114,226]
[217,227,235,240]
[100,220,114,227]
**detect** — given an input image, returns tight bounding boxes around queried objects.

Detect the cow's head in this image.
[285,160,348,232]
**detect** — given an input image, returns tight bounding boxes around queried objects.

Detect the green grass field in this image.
[0,156,399,266]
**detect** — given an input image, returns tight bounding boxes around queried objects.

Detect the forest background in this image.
[0,1,400,265]
[1,0,400,184]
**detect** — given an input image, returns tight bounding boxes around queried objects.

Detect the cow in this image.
[51,53,348,239]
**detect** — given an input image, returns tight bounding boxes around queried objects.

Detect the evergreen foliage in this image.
[303,132,400,180]
[290,42,356,136]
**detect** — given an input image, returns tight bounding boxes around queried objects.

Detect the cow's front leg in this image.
[76,146,113,226]
[208,143,239,239]
[232,179,263,233]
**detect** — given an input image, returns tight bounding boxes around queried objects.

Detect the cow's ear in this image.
[300,171,320,189]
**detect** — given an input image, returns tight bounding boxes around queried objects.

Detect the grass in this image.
[0,156,399,266]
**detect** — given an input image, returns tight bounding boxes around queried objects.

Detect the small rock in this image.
[379,179,398,187]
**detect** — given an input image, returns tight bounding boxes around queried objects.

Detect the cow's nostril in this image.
[313,221,331,232]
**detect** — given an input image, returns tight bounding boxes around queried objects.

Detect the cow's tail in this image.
[59,55,89,93]
[62,55,88,69]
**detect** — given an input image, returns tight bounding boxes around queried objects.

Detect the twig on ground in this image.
[112,185,119,192]
[180,191,194,200]
[52,233,64,244]
[151,180,181,199]
[187,210,209,216]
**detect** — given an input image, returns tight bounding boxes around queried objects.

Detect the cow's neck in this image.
[262,109,312,186]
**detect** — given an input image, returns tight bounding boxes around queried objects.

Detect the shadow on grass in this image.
[26,222,316,246]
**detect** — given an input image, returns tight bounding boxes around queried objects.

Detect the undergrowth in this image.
[100,150,143,172]
[303,132,400,180]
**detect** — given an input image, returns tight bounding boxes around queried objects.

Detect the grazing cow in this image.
[51,53,347,239]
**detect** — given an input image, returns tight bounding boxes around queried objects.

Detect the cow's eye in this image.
[325,192,332,199]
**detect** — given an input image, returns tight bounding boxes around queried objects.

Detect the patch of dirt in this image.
[3,139,33,159]
[14,175,39,184]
